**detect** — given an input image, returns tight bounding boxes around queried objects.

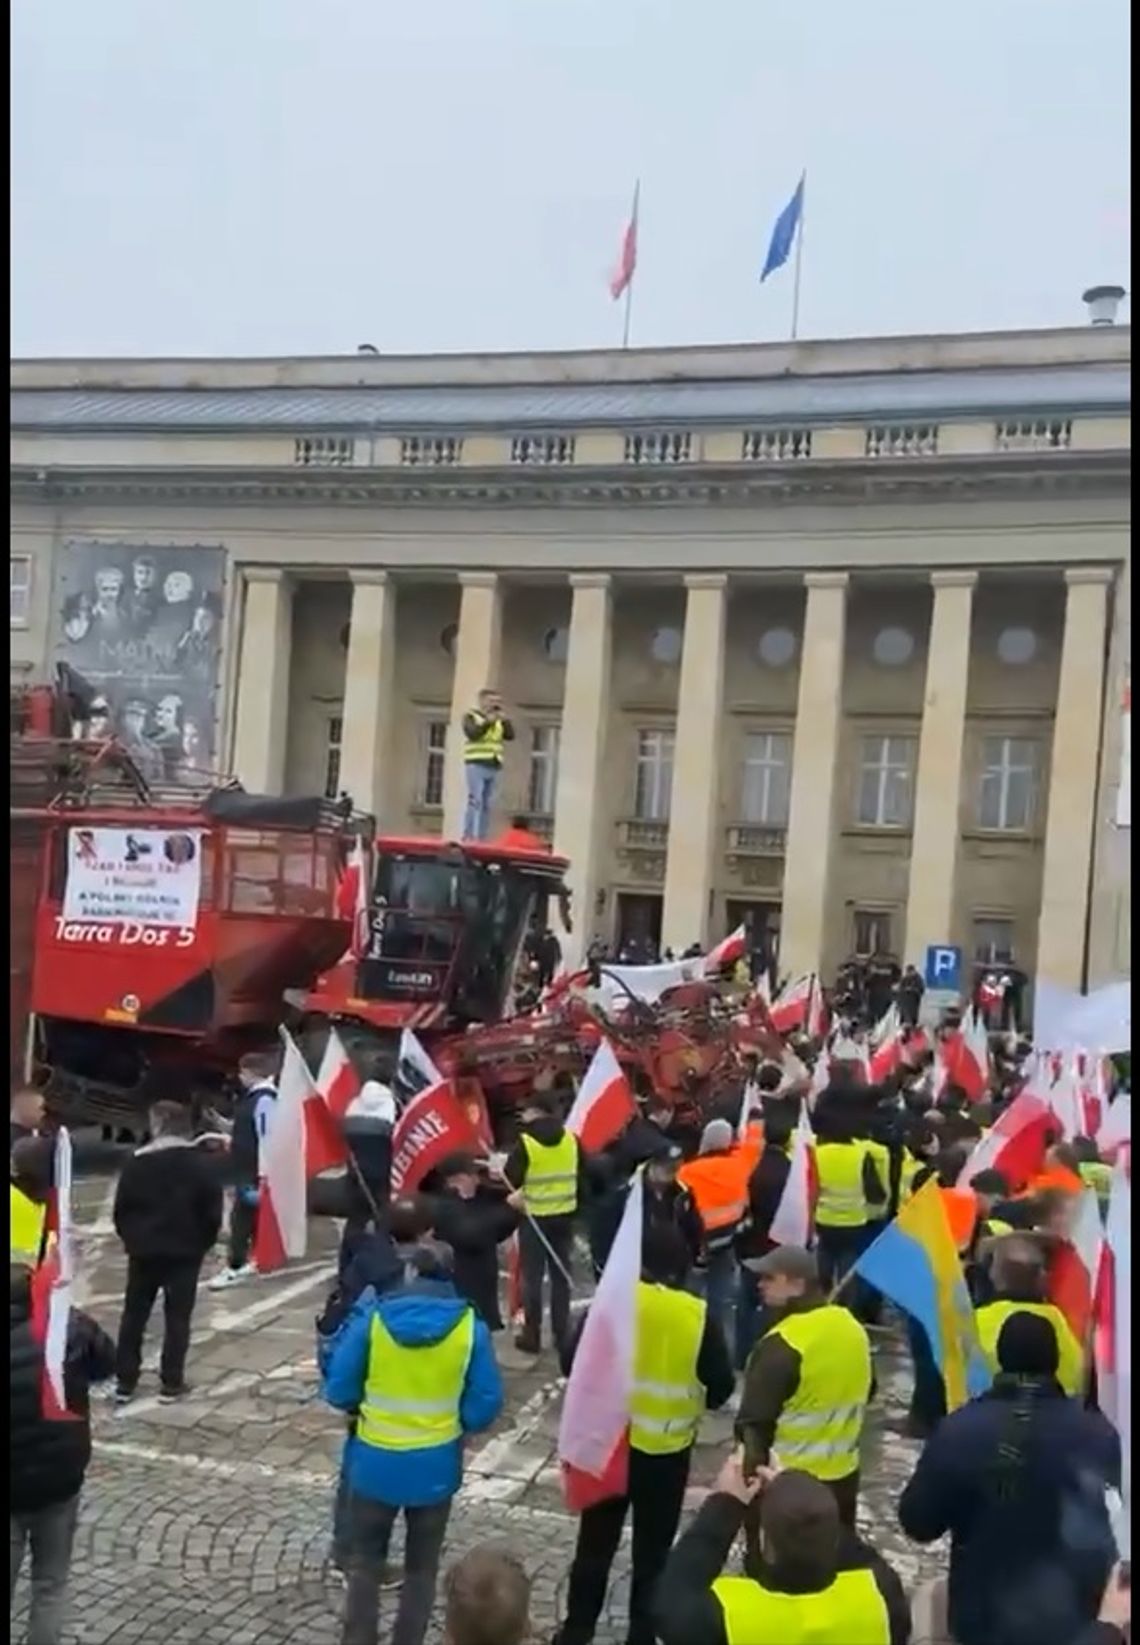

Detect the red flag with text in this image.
[389,1080,479,1195]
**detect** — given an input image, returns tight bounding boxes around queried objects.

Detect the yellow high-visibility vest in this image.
[10,1184,46,1267]
[863,1140,890,1221]
[1079,1160,1113,1205]
[520,1132,579,1217]
[629,1281,706,1457]
[767,1305,872,1482]
[814,1141,868,1228]
[464,717,506,765]
[713,1568,890,1644]
[356,1308,474,1452]
[974,1299,1084,1398]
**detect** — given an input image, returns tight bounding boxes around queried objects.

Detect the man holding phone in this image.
[461,688,514,840]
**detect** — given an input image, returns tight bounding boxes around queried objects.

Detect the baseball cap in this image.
[742,1245,819,1283]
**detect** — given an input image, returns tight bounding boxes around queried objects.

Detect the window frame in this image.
[852,908,893,958]
[739,729,792,827]
[323,714,344,802]
[526,723,561,817]
[977,734,1040,832]
[633,727,676,822]
[10,555,31,628]
[419,718,449,808]
[855,733,915,829]
[973,915,1017,966]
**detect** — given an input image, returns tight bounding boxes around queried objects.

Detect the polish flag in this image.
[754,969,773,1008]
[807,974,828,1041]
[254,1034,312,1272]
[939,1012,989,1103]
[769,1104,818,1248]
[29,1128,76,1421]
[830,1033,870,1082]
[807,1047,830,1111]
[869,1031,904,1084]
[705,924,747,977]
[871,1002,900,1048]
[608,182,640,301]
[560,1172,642,1509]
[770,974,814,1034]
[315,1026,360,1121]
[1048,1059,1086,1141]
[1094,1157,1131,1471]
[958,1088,1052,1192]
[566,1039,637,1153]
[1049,1188,1104,1342]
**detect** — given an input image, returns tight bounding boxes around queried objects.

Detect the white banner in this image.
[62,826,202,929]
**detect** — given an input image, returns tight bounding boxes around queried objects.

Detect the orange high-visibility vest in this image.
[939,1187,979,1252]
[1021,1167,1084,1198]
[678,1151,750,1234]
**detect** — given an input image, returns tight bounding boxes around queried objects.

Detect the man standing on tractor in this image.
[461,688,514,840]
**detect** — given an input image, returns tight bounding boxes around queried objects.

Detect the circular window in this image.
[542,625,569,663]
[997,626,1037,666]
[650,626,683,665]
[872,626,915,667]
[757,627,797,668]
[440,623,458,657]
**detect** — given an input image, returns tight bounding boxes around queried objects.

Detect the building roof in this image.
[9,327,1131,435]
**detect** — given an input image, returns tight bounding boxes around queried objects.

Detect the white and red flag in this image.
[769,1104,818,1248]
[705,924,747,976]
[560,1171,642,1510]
[939,1009,990,1103]
[389,1079,479,1196]
[770,973,814,1035]
[608,182,639,301]
[254,1033,315,1273]
[870,1002,900,1049]
[315,1025,361,1121]
[957,1087,1052,1192]
[1049,1188,1104,1343]
[566,1039,637,1153]
[30,1128,76,1421]
[1047,1058,1086,1141]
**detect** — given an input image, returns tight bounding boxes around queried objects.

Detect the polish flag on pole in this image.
[1050,1188,1104,1342]
[870,1002,900,1049]
[770,973,814,1034]
[608,182,639,301]
[254,1033,313,1273]
[957,1087,1052,1192]
[566,1039,637,1153]
[1048,1059,1086,1141]
[869,1031,905,1084]
[807,974,828,1041]
[560,1172,642,1510]
[315,1026,361,1121]
[30,1128,76,1421]
[769,1104,818,1248]
[940,1009,990,1103]
[344,836,372,959]
[705,924,747,977]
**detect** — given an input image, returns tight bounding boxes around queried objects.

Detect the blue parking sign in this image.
[924,944,962,991]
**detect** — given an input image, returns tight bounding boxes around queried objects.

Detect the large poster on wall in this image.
[51,542,225,783]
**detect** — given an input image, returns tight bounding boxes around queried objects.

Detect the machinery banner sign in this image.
[61,827,203,931]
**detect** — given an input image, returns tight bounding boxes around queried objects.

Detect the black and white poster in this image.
[52,542,225,783]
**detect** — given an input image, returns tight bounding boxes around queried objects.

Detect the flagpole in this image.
[622,178,640,350]
[622,276,634,350]
[790,172,806,342]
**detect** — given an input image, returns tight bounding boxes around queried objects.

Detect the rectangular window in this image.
[633,729,675,822]
[974,917,1016,965]
[857,735,914,827]
[10,556,31,627]
[323,716,343,801]
[853,910,892,957]
[740,732,791,826]
[421,720,448,807]
[527,724,560,815]
[979,736,1039,830]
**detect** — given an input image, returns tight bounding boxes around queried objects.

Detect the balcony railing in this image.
[616,818,669,850]
[726,823,787,856]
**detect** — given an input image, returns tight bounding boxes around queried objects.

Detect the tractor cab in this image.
[304,834,569,1036]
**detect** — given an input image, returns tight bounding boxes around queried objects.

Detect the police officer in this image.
[736,1246,872,1530]
[553,1225,734,1645]
[503,1091,586,1356]
[11,1136,53,1267]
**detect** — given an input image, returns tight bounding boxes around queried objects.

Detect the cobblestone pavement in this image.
[13,1165,945,1643]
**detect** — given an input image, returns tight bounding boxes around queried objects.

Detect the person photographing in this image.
[461,688,514,840]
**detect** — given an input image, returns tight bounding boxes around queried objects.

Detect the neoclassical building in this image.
[10,320,1131,990]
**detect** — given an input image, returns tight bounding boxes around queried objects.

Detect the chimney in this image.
[1081,285,1127,326]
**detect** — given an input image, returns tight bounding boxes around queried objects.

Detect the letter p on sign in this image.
[924,945,962,991]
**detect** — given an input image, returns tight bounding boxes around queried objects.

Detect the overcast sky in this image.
[11,0,1131,357]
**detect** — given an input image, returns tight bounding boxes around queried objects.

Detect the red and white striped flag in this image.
[254,1034,313,1273]
[30,1128,76,1421]
[316,1025,360,1121]
[1050,1188,1104,1342]
[608,182,639,301]
[769,1104,818,1248]
[349,836,372,958]
[705,924,747,976]
[770,973,814,1034]
[566,1039,637,1153]
[958,1087,1052,1192]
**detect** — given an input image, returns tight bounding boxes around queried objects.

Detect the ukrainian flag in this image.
[853,1177,989,1410]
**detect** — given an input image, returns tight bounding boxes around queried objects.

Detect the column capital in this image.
[803,571,849,592]
[684,573,728,592]
[569,572,612,591]
[243,565,292,587]
[349,568,390,588]
[458,571,498,591]
[1064,566,1115,588]
[930,569,978,590]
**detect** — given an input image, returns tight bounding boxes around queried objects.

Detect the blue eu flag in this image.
[760,174,805,282]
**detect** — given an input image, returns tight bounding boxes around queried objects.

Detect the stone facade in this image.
[10,325,1131,988]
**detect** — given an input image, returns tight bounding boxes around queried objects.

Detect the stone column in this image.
[230,567,293,793]
[904,571,977,964]
[662,575,728,953]
[339,570,397,823]
[1037,567,1113,989]
[781,572,849,977]
[553,575,613,969]
[443,573,503,839]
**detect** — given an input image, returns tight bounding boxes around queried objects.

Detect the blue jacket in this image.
[323,1278,503,1508]
[898,1376,1120,1645]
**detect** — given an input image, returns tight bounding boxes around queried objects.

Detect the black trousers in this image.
[115,1254,202,1392]
[228,1193,258,1269]
[558,1445,691,1645]
[815,1224,865,1295]
[518,1215,573,1350]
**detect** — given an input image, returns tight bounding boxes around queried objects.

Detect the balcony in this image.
[615,818,669,883]
[725,823,786,888]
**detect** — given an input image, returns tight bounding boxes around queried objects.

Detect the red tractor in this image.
[11,671,367,1128]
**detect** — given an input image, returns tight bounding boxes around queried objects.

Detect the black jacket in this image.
[113,1138,224,1263]
[10,1276,116,1513]
[426,1186,519,1330]
[898,1375,1120,1645]
[592,1176,705,1277]
[230,1081,276,1184]
[561,1287,734,1413]
[735,1145,791,1262]
[653,1492,911,1645]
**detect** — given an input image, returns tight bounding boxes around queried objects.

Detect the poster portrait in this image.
[51,541,225,785]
